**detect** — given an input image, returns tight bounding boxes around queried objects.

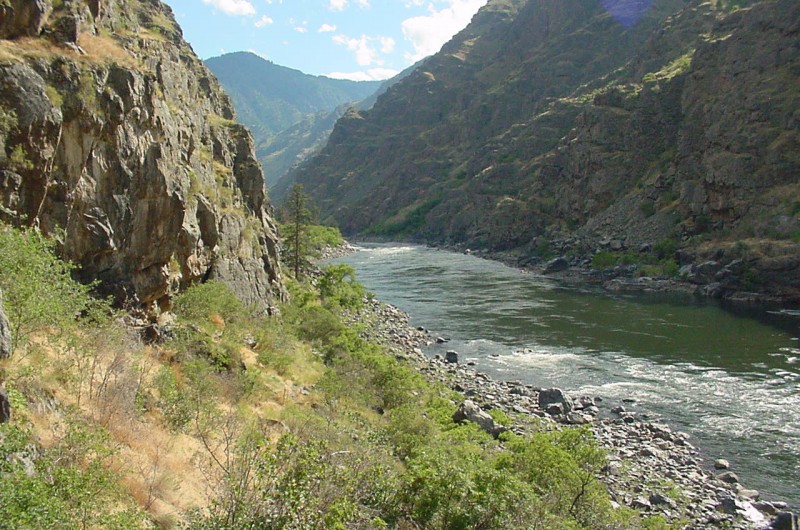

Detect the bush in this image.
[0,226,96,351]
[653,239,678,261]
[0,419,146,529]
[591,252,618,269]
[307,225,344,250]
[318,264,366,311]
[172,281,248,326]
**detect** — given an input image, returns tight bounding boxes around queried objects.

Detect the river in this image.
[331,243,800,509]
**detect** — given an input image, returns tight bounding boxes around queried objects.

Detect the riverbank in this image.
[451,244,800,307]
[343,290,798,530]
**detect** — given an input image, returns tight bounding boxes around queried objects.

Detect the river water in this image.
[331,243,800,508]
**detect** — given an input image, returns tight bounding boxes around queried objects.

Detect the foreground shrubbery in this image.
[0,225,674,529]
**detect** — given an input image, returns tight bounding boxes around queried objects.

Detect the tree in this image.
[283,184,314,280]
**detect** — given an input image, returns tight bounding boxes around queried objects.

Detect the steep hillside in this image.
[290,0,800,302]
[205,52,381,138]
[206,52,381,185]
[0,0,284,312]
[271,61,423,199]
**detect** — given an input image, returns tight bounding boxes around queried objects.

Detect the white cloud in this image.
[294,25,308,33]
[332,34,380,66]
[201,0,256,16]
[379,36,395,54]
[254,15,273,27]
[318,23,337,32]
[401,0,486,62]
[328,0,369,10]
[326,67,399,81]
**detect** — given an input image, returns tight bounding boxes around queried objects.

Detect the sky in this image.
[162,0,488,81]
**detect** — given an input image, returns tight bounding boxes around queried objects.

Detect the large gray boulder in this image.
[0,288,11,359]
[538,387,574,415]
[453,400,506,438]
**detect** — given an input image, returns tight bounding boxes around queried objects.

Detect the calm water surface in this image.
[332,244,800,508]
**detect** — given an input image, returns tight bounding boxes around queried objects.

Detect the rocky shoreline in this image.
[347,296,798,530]
[458,245,799,307]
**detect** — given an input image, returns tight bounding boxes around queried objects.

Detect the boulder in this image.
[714,458,730,470]
[0,288,11,359]
[452,400,506,438]
[0,387,10,423]
[445,350,459,364]
[538,387,573,413]
[717,471,739,484]
[771,512,799,530]
[543,256,569,274]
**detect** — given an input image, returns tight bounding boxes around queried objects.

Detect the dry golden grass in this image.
[78,32,141,69]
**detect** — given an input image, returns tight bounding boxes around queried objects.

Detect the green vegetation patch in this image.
[366,195,443,237]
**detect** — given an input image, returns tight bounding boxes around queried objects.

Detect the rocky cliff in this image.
[0,0,284,313]
[289,0,800,302]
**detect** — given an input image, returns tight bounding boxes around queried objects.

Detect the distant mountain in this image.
[205,52,381,137]
[288,0,800,302]
[205,52,382,185]
[270,61,424,199]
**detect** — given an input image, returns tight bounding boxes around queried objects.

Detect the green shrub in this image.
[172,280,248,326]
[154,365,193,430]
[307,224,344,250]
[318,264,366,311]
[0,226,96,351]
[653,239,678,260]
[0,419,145,529]
[591,252,618,269]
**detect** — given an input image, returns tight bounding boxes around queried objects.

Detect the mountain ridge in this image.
[288,0,800,302]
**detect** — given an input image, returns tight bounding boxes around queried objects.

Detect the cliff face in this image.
[0,0,284,313]
[289,0,800,301]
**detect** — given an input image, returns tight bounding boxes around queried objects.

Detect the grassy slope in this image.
[0,226,678,529]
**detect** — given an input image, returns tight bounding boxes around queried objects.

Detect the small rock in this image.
[754,501,779,516]
[435,337,449,344]
[631,497,652,510]
[717,471,739,484]
[611,405,626,414]
[445,351,459,364]
[649,493,676,508]
[735,487,759,501]
[714,459,730,470]
[718,496,743,515]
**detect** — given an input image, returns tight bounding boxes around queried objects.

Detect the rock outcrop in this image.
[0,288,11,359]
[288,0,800,302]
[0,0,284,313]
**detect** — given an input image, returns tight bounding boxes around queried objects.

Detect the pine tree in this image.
[284,184,313,279]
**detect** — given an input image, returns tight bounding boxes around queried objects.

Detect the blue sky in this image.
[162,0,488,81]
